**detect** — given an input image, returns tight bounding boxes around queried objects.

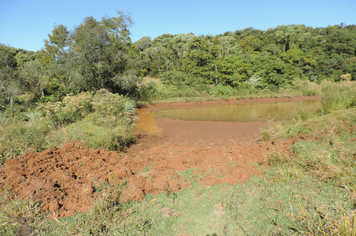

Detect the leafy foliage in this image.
[133,24,356,90]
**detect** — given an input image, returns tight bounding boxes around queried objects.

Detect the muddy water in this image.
[135,109,164,134]
[136,99,320,134]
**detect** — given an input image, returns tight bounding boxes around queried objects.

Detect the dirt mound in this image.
[0,142,154,217]
[0,97,302,218]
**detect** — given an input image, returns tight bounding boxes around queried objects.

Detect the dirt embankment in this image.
[0,97,307,217]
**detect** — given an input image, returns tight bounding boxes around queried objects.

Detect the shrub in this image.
[243,75,265,90]
[38,92,94,127]
[132,82,157,104]
[157,85,200,99]
[24,110,43,121]
[159,71,188,86]
[0,89,138,161]
[45,89,137,151]
[92,89,136,118]
[208,85,234,97]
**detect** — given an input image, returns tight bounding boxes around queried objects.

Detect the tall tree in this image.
[67,12,140,93]
[0,44,21,110]
[44,24,69,63]
[20,61,47,98]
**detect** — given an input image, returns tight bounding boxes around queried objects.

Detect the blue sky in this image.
[0,0,355,52]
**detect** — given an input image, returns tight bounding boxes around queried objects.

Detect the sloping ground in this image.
[0,99,297,218]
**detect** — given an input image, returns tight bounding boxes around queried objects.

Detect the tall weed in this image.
[0,119,50,163]
[321,81,356,114]
[285,79,320,96]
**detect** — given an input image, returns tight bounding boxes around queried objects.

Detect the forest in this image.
[1,12,356,111]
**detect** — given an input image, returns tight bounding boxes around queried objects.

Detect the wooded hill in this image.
[1,12,355,109]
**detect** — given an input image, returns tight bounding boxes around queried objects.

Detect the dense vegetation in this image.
[136,23,356,92]
[1,13,355,111]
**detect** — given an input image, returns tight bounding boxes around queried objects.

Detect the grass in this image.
[224,174,354,235]
[0,187,42,236]
[47,115,136,151]
[142,77,324,105]
[258,89,356,234]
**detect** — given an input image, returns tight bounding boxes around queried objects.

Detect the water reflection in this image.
[135,110,163,134]
[135,99,320,134]
[156,100,320,122]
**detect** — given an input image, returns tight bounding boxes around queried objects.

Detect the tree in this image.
[0,44,21,110]
[67,12,140,93]
[182,37,213,81]
[20,61,48,98]
[44,24,69,63]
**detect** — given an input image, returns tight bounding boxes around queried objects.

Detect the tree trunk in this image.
[10,95,13,109]
[215,65,218,84]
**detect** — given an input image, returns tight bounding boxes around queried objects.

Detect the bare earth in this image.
[0,97,314,217]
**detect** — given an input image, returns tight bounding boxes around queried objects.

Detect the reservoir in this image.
[136,99,320,134]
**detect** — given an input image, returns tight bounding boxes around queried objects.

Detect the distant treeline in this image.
[1,11,355,109]
[134,23,356,88]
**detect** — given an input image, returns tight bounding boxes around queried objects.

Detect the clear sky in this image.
[1,0,355,52]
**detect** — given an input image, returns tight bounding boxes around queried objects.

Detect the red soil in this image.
[0,97,307,218]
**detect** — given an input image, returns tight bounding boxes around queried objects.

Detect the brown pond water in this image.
[135,99,320,134]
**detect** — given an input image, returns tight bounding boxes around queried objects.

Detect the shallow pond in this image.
[135,99,320,134]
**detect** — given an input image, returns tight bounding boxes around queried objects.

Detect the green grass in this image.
[47,116,135,151]
[271,107,356,139]
[224,173,354,235]
[145,78,325,105]
[0,118,51,164]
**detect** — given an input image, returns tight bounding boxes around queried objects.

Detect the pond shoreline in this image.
[141,95,321,111]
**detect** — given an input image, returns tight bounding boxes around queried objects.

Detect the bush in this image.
[159,71,188,86]
[38,92,94,127]
[92,89,125,117]
[208,85,234,97]
[243,75,265,90]
[45,89,137,151]
[156,85,200,99]
[131,82,157,105]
